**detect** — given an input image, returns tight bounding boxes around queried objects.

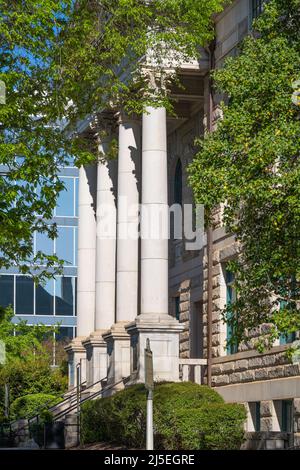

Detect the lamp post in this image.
[145,338,154,450]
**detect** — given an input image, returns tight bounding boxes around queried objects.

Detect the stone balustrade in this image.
[179,358,207,385]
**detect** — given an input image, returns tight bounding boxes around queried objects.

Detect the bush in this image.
[81,382,246,450]
[11,393,60,421]
[0,356,67,409]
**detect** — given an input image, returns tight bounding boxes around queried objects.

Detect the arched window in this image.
[174,159,182,206]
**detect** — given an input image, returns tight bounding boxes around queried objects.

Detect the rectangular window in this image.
[249,402,261,432]
[190,301,204,359]
[56,177,75,217]
[55,276,75,316]
[226,269,238,355]
[35,231,54,257]
[56,226,74,266]
[75,177,79,217]
[281,400,293,432]
[74,227,78,266]
[254,402,261,431]
[251,0,265,20]
[0,275,14,309]
[55,326,74,342]
[279,300,296,345]
[16,276,34,315]
[35,279,54,315]
[175,296,180,321]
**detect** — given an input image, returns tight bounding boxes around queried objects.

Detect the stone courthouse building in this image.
[66,0,300,447]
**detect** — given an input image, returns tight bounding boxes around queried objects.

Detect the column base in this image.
[102,322,131,394]
[125,313,184,384]
[82,330,108,389]
[65,337,87,390]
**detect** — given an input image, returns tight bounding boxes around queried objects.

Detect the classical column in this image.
[83,125,118,388]
[126,107,183,383]
[66,164,97,387]
[76,165,97,336]
[83,124,117,386]
[103,113,140,387]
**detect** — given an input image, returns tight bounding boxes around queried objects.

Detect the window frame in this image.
[225,268,238,355]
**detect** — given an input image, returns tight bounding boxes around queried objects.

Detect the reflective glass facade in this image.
[0,165,79,341]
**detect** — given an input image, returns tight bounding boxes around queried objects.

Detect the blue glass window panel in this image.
[75,177,79,217]
[35,231,54,257]
[35,279,54,315]
[74,228,78,266]
[16,276,34,315]
[0,275,14,309]
[55,326,74,342]
[56,177,74,217]
[56,226,74,266]
[63,154,75,168]
[75,278,77,317]
[55,277,74,316]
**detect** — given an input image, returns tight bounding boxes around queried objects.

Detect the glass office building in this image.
[0,164,79,342]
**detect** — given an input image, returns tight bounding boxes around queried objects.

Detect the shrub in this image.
[0,356,67,407]
[81,382,246,450]
[11,393,60,421]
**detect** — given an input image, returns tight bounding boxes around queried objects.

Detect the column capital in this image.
[115,110,141,127]
[89,111,118,143]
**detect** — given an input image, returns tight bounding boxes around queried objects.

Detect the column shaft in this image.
[76,165,97,337]
[95,140,117,330]
[141,107,169,318]
[116,117,140,322]
[125,106,183,384]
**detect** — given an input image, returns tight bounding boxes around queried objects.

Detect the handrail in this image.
[5,377,100,441]
[1,375,128,447]
[53,377,128,422]
[50,377,105,414]
[28,386,82,426]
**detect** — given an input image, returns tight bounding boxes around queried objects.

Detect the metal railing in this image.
[53,376,127,422]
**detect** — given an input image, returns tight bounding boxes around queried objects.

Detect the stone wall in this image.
[211,350,300,387]
[178,280,191,358]
[201,225,300,388]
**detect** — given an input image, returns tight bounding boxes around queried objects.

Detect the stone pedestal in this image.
[82,330,108,388]
[65,337,87,389]
[102,322,131,391]
[126,314,184,383]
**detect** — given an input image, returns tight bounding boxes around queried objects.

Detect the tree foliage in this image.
[0,0,228,275]
[0,1,72,276]
[59,0,227,121]
[189,0,300,349]
[0,309,67,421]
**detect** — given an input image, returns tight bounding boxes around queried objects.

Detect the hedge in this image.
[11,393,60,421]
[81,382,246,450]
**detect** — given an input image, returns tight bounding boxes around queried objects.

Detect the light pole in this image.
[145,338,154,450]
